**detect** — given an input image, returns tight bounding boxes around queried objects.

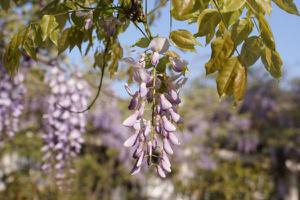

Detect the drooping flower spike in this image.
[0,64,26,140]
[122,37,187,178]
[42,67,90,186]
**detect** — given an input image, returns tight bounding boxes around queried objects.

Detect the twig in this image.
[133,22,150,41]
[57,39,111,113]
[147,0,169,17]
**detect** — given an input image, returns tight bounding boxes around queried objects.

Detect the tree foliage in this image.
[1,0,299,102]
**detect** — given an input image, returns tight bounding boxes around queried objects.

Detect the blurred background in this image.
[1,1,300,200]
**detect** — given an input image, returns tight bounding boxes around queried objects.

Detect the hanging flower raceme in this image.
[122,37,188,178]
[0,64,26,141]
[42,67,90,186]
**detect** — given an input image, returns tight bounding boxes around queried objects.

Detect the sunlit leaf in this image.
[246,0,265,14]
[205,33,234,74]
[3,30,25,75]
[170,29,198,51]
[233,64,247,101]
[40,15,59,41]
[231,18,253,46]
[239,36,263,66]
[272,0,299,16]
[132,37,150,48]
[196,9,220,37]
[58,28,70,54]
[223,0,246,12]
[23,37,37,61]
[257,14,275,50]
[261,47,283,78]
[217,57,246,99]
[257,0,272,15]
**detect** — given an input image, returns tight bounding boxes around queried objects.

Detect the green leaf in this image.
[58,28,70,54]
[272,0,299,16]
[223,0,246,12]
[32,25,43,47]
[233,64,247,101]
[23,37,37,61]
[231,18,253,46]
[171,0,210,20]
[40,15,59,41]
[205,33,234,74]
[3,31,24,75]
[246,0,265,15]
[156,56,169,73]
[257,0,272,15]
[257,14,275,50]
[170,29,198,51]
[261,47,283,78]
[64,1,77,10]
[217,57,246,99]
[132,37,150,48]
[69,28,84,52]
[172,0,194,15]
[217,57,239,96]
[196,9,221,37]
[50,29,59,46]
[222,10,242,27]
[239,36,263,66]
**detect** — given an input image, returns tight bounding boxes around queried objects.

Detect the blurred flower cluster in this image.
[41,67,90,186]
[0,64,26,142]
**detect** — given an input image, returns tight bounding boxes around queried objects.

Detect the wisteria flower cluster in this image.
[0,64,26,141]
[122,37,188,178]
[41,67,90,185]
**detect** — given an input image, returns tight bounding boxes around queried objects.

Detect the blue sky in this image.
[70,2,300,94]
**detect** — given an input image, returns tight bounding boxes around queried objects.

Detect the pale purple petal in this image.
[136,151,144,167]
[162,116,176,132]
[144,121,151,136]
[169,108,181,123]
[163,138,173,155]
[168,132,180,145]
[160,94,172,110]
[131,165,141,175]
[161,160,171,172]
[162,151,171,167]
[150,37,169,53]
[140,82,148,98]
[123,132,139,147]
[122,111,139,127]
[133,143,144,158]
[147,141,153,157]
[128,93,139,110]
[156,165,166,178]
[151,51,160,66]
[138,102,145,117]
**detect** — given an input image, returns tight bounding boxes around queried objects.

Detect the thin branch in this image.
[57,39,111,113]
[147,0,169,17]
[133,22,150,41]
